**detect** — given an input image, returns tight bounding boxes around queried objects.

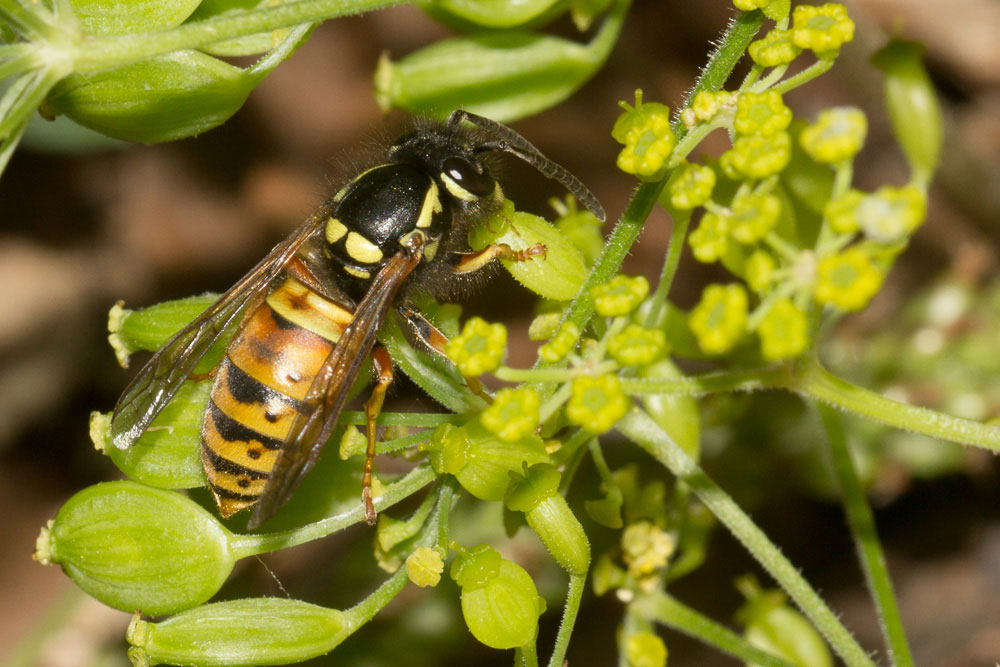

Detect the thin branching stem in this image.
[818,405,913,667]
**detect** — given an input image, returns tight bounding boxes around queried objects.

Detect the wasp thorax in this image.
[324,163,449,286]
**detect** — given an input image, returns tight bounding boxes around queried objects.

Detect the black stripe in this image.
[223,358,303,411]
[269,306,299,330]
[201,441,270,480]
[207,400,284,450]
[207,480,260,501]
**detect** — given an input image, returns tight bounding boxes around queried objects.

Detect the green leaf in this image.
[469,203,587,301]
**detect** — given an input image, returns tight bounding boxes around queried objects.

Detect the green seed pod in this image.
[450,544,544,649]
[37,481,235,615]
[374,4,623,122]
[639,360,700,460]
[737,576,832,667]
[94,380,209,489]
[415,0,565,30]
[70,0,201,35]
[872,40,942,184]
[128,598,349,666]
[469,201,587,301]
[505,463,590,575]
[45,51,258,143]
[108,295,230,372]
[425,419,550,501]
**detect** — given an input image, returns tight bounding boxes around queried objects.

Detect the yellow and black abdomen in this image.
[200,276,354,517]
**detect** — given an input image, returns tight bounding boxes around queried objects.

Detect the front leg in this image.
[451,242,546,275]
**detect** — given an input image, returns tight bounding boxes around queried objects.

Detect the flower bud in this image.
[625,631,668,667]
[450,544,544,649]
[445,317,507,376]
[406,547,445,588]
[45,51,258,143]
[374,7,623,122]
[36,481,235,615]
[128,598,349,666]
[424,420,549,501]
[469,201,587,302]
[95,380,210,489]
[505,464,590,575]
[872,40,943,183]
[565,375,631,434]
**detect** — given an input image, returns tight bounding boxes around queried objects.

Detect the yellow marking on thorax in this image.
[416,180,442,229]
[326,217,348,244]
[345,231,383,263]
[266,276,353,343]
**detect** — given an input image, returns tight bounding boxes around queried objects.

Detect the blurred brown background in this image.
[2,0,1000,665]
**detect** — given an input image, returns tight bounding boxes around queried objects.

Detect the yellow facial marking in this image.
[325,217,348,244]
[416,180,442,229]
[440,172,479,202]
[345,232,383,264]
[344,266,371,279]
[424,237,440,261]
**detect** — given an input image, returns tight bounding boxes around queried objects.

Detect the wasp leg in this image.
[363,343,394,525]
[397,307,490,403]
[451,242,546,275]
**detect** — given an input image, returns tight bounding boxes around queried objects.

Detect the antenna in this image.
[449,109,607,222]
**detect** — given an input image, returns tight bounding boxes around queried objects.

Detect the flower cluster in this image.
[668,4,938,361]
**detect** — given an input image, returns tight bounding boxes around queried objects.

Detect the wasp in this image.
[110,110,605,530]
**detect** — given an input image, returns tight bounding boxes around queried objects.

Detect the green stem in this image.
[645,208,691,327]
[495,366,579,383]
[620,364,792,397]
[622,358,1000,454]
[796,359,1000,453]
[341,565,409,633]
[818,404,913,667]
[616,408,875,667]
[340,410,455,428]
[229,464,436,558]
[636,590,798,667]
[339,484,447,632]
[519,638,539,667]
[546,573,588,667]
[70,0,406,72]
[770,56,835,95]
[552,10,766,341]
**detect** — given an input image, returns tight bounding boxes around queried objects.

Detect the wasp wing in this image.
[247,243,424,529]
[110,215,327,451]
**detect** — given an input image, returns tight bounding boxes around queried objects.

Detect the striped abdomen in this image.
[201,276,354,517]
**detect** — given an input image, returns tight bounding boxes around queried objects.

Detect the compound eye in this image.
[442,156,496,199]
